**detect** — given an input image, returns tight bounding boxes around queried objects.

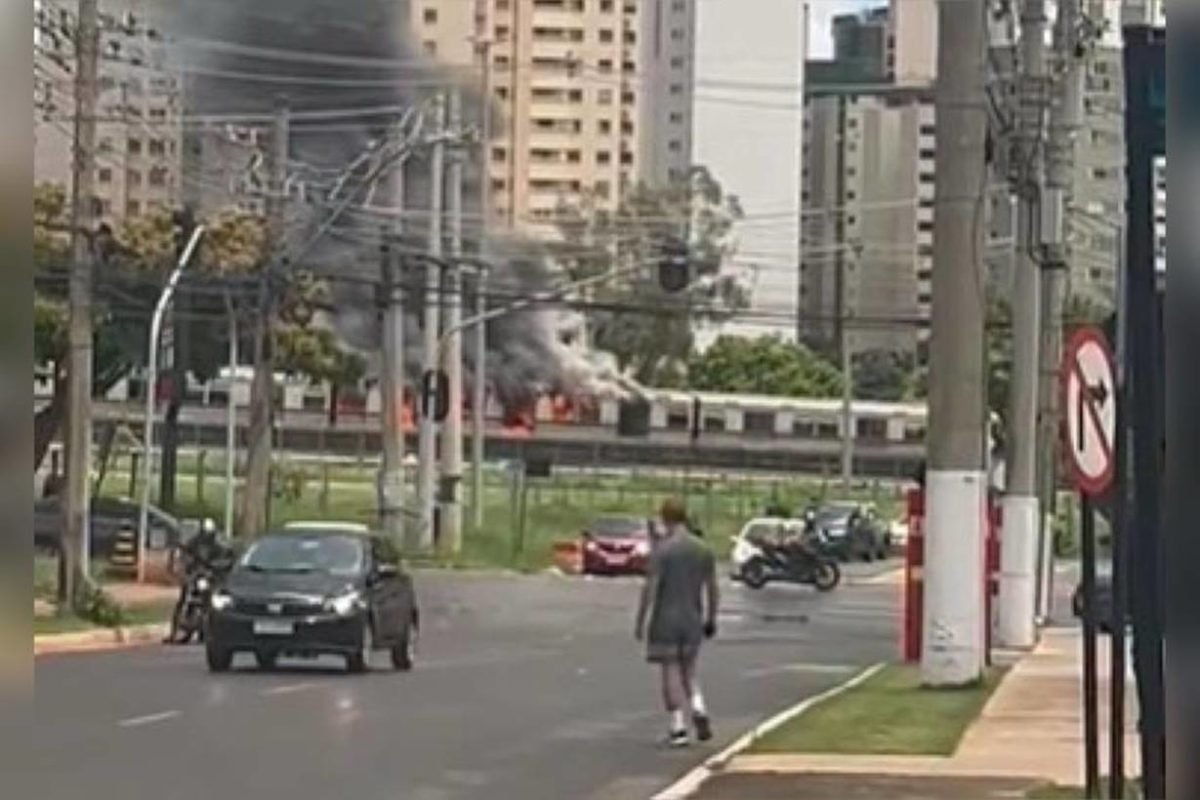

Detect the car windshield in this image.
[238,533,365,576]
[588,518,645,538]
[816,506,855,525]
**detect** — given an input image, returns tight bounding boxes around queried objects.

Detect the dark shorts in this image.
[646,632,702,665]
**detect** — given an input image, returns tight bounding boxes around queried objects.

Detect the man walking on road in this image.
[635,498,719,747]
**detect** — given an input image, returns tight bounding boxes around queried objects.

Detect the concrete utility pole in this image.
[239,98,289,537]
[1035,0,1084,623]
[61,0,99,606]
[922,0,990,686]
[417,92,447,551]
[999,0,1050,649]
[471,267,488,534]
[839,241,861,490]
[380,159,407,546]
[222,292,238,540]
[439,88,465,555]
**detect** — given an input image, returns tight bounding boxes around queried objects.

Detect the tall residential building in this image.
[414,0,695,238]
[800,85,935,356]
[692,0,807,345]
[34,0,183,224]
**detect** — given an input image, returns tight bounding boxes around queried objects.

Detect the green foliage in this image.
[554,166,748,385]
[74,583,125,628]
[686,335,843,398]
[853,349,917,401]
[274,323,366,387]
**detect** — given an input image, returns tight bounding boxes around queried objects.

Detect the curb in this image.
[34,622,169,656]
[652,662,887,800]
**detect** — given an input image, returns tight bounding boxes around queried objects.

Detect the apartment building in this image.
[34,0,183,224]
[412,0,695,237]
[800,85,935,356]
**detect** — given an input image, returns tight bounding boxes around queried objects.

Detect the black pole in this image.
[1081,492,1100,799]
[1109,356,1128,800]
[1122,25,1166,800]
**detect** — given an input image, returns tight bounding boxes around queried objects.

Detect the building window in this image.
[620,150,633,165]
[598,88,613,104]
[423,40,437,56]
[495,86,510,101]
[97,167,112,183]
[495,25,511,42]
[621,90,635,105]
[127,138,142,155]
[856,418,887,440]
[919,148,935,159]
[126,200,140,216]
[595,180,611,198]
[148,139,166,156]
[622,60,636,73]
[669,111,684,124]
[568,89,584,103]
[744,411,775,436]
[669,84,683,96]
[423,8,437,24]
[599,29,614,43]
[148,108,167,122]
[919,171,935,184]
[566,149,582,163]
[601,0,614,11]
[918,221,933,232]
[668,139,682,152]
[598,58,613,72]
[624,30,636,44]
[703,415,726,433]
[670,56,685,69]
[597,150,612,165]
[598,119,612,135]
[491,178,506,191]
[127,169,141,186]
[149,167,168,187]
[670,27,685,41]
[492,146,507,162]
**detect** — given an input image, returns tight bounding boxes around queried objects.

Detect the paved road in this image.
[32,563,901,800]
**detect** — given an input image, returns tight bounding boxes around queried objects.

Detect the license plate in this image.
[253,619,295,636]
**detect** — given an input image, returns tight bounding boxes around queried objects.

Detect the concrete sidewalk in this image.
[688,626,1139,798]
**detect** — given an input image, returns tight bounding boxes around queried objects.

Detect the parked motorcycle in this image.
[737,535,841,592]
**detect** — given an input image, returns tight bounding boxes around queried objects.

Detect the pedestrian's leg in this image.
[682,651,712,740]
[661,658,690,744]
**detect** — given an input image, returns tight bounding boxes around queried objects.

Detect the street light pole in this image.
[137,226,205,583]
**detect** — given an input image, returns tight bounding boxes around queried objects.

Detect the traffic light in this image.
[657,238,690,293]
[421,369,450,422]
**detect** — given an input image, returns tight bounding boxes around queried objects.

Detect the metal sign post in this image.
[1061,326,1117,799]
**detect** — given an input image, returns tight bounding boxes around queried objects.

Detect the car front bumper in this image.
[582,549,647,574]
[207,609,367,656]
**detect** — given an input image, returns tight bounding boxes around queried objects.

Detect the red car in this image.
[581,517,655,576]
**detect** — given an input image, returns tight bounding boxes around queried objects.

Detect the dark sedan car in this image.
[205,528,418,674]
[813,503,890,562]
[581,516,654,575]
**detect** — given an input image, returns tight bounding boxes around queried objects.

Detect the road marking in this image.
[652,662,886,800]
[740,662,857,679]
[261,682,317,697]
[118,710,180,728]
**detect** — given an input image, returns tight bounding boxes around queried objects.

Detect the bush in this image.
[75,583,125,628]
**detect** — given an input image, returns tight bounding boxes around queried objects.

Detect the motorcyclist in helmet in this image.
[164,521,233,644]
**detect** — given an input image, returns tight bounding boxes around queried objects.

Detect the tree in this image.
[686,335,842,398]
[554,166,748,385]
[852,349,916,401]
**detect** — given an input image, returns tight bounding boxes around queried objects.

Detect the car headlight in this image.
[196,577,211,592]
[633,540,650,556]
[210,592,233,611]
[325,591,364,616]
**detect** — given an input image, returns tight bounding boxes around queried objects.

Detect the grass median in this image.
[33,600,175,636]
[749,664,1007,757]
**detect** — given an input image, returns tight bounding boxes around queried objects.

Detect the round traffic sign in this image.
[1060,327,1117,495]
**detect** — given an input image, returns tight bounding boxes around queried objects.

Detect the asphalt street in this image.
[32,563,901,800]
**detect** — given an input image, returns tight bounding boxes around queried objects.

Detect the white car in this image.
[729,517,805,579]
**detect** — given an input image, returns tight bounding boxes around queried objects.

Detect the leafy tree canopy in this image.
[686,335,842,398]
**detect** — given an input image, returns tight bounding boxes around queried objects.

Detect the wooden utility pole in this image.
[238,98,288,537]
[61,0,100,607]
[921,0,990,686]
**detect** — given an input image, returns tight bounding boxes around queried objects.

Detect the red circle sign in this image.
[1059,327,1117,496]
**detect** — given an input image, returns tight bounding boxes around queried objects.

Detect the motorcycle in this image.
[167,551,234,644]
[736,531,841,592]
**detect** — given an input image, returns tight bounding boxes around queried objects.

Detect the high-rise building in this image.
[34,0,183,224]
[413,0,695,238]
[800,85,935,356]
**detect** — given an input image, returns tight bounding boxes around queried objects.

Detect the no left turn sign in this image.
[1060,327,1117,496]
